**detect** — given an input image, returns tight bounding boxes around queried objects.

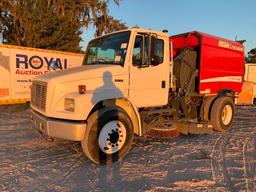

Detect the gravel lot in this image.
[0,104,256,192]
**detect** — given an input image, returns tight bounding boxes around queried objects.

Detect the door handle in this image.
[114,79,123,82]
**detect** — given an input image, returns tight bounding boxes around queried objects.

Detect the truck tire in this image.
[81,107,134,164]
[210,97,234,132]
[200,96,216,121]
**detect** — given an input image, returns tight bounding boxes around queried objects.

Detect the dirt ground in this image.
[0,105,256,192]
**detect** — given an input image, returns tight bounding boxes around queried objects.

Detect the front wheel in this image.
[211,97,235,132]
[81,107,134,164]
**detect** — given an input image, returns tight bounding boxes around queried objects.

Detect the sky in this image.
[81,0,255,54]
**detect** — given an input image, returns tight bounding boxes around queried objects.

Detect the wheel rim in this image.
[98,120,127,155]
[221,105,232,125]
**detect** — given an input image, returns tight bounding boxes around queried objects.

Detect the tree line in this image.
[1,1,255,60]
[0,0,127,53]
[246,48,256,63]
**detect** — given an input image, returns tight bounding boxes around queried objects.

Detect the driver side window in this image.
[132,35,164,66]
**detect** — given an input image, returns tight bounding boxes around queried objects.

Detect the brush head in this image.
[144,127,180,138]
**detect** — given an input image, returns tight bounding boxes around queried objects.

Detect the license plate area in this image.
[31,112,48,135]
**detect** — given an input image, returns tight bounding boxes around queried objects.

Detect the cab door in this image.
[129,33,169,107]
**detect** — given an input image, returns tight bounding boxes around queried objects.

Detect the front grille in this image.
[31,81,47,111]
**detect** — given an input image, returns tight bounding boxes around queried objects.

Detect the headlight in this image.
[64,98,75,112]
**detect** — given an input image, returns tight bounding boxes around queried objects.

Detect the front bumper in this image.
[30,109,86,141]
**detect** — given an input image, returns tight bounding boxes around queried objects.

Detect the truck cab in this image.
[30,28,244,164]
[30,28,170,163]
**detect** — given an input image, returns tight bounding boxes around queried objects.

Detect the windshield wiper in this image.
[89,60,117,65]
[86,59,122,65]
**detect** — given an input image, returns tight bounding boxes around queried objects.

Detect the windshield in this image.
[83,31,130,66]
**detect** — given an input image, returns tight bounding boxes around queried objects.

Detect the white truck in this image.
[244,63,256,83]
[237,63,256,104]
[30,28,244,164]
[0,44,83,105]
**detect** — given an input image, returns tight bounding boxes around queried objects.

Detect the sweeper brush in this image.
[144,127,180,138]
[141,110,180,138]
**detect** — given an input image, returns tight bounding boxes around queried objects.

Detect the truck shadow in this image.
[91,71,123,105]
[90,71,125,186]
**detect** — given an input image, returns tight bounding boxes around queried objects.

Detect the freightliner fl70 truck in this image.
[30,28,244,164]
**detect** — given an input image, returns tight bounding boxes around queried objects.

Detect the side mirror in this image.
[151,55,161,66]
[150,36,156,60]
[150,36,161,66]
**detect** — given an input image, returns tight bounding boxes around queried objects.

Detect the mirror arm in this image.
[141,35,145,67]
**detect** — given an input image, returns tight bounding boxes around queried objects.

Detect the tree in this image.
[247,48,256,63]
[0,0,127,52]
[47,0,127,37]
[95,15,127,37]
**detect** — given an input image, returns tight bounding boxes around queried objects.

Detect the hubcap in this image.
[98,120,127,154]
[221,105,232,125]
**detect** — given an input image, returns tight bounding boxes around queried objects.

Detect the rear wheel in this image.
[81,107,134,164]
[200,96,216,121]
[211,97,234,132]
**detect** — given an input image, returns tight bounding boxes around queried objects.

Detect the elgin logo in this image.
[16,54,67,70]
